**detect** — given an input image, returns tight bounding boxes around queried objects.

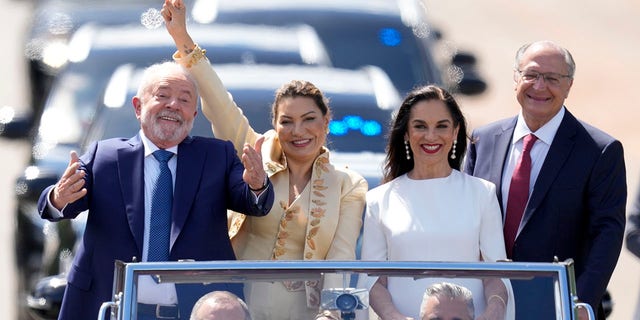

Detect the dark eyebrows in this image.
[279,110,318,120]
[410,118,452,125]
[301,110,318,117]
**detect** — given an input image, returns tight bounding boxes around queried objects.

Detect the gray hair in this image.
[136,61,199,102]
[419,282,474,320]
[190,290,252,320]
[514,40,576,77]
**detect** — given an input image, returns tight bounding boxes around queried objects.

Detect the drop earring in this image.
[450,139,457,160]
[405,140,411,160]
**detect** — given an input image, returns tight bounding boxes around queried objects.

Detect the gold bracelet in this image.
[488,294,507,307]
[185,44,207,68]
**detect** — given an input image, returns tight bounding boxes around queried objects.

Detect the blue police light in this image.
[329,116,383,137]
[361,120,382,136]
[379,28,401,47]
[344,115,364,129]
[329,121,349,136]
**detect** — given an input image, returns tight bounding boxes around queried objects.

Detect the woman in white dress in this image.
[361,85,512,320]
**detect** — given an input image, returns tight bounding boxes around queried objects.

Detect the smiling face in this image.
[274,96,329,165]
[514,42,574,131]
[405,99,459,174]
[133,67,197,149]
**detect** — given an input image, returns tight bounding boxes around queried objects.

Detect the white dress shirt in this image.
[137,130,179,304]
[500,107,565,226]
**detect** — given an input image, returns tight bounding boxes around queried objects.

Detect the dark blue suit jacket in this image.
[626,174,640,257]
[464,110,626,316]
[37,135,274,320]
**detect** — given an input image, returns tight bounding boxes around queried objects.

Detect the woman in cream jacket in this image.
[162,1,367,319]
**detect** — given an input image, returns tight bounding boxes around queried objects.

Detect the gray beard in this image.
[142,110,194,143]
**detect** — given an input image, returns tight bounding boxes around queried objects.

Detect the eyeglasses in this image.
[517,70,571,86]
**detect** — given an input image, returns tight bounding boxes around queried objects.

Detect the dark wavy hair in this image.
[271,80,331,125]
[382,85,468,183]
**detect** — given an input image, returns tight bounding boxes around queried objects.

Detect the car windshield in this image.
[101,260,583,320]
[296,15,438,95]
[213,3,442,94]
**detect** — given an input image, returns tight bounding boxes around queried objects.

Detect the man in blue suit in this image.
[37,61,274,320]
[464,41,626,320]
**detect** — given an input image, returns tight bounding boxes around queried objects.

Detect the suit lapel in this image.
[172,137,202,250]
[491,118,517,209]
[521,112,578,229]
[119,136,145,256]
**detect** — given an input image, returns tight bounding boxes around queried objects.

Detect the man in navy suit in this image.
[464,41,626,320]
[37,61,274,320]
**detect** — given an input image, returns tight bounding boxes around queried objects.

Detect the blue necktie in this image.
[148,149,174,262]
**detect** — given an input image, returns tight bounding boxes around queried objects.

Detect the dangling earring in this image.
[450,139,457,160]
[404,140,411,160]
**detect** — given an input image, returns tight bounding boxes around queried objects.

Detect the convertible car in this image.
[96,259,595,320]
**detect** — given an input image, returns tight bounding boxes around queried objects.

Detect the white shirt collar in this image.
[513,106,565,146]
[139,130,179,157]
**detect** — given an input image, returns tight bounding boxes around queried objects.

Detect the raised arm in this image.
[161,0,195,56]
[162,0,261,158]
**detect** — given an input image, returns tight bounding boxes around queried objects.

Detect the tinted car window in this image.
[213,4,443,94]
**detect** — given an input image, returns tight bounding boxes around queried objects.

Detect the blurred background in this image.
[1,0,638,319]
[423,1,640,318]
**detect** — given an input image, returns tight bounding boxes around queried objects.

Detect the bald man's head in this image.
[190,291,251,320]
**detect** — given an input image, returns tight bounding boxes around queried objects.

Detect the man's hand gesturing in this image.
[51,151,87,210]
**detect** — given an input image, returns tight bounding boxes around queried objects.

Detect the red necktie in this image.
[504,133,538,258]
